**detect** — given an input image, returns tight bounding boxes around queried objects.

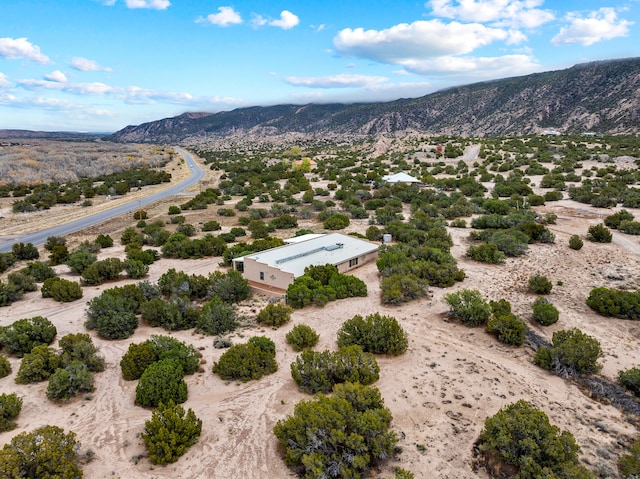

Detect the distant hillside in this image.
[105,57,638,142]
[0,130,104,141]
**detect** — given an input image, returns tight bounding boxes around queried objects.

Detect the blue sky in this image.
[0,0,638,132]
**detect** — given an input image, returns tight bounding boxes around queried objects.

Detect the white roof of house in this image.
[241,233,378,278]
[283,233,326,244]
[382,172,421,183]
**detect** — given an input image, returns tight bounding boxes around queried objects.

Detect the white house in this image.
[382,172,422,184]
[233,233,379,293]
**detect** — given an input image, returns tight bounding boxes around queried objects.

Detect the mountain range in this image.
[3,58,639,143]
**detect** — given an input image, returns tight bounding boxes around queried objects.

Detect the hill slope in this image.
[110,57,640,142]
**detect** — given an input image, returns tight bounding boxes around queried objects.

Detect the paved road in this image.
[0,147,204,253]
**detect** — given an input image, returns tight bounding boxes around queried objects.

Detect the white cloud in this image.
[44,70,68,83]
[0,37,51,64]
[399,53,539,78]
[196,6,242,26]
[251,14,268,28]
[0,73,10,88]
[552,7,633,46]
[334,20,513,62]
[124,0,170,9]
[100,0,117,5]
[270,10,299,29]
[284,74,388,88]
[427,0,554,28]
[312,24,325,33]
[70,57,112,72]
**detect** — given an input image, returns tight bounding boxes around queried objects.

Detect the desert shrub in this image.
[212,341,278,382]
[123,259,149,279]
[176,223,196,236]
[285,324,319,351]
[46,361,94,401]
[248,335,276,355]
[286,266,367,309]
[534,328,602,376]
[7,272,37,293]
[486,313,527,346]
[85,285,143,339]
[42,277,83,302]
[477,400,593,479]
[141,298,192,331]
[58,333,104,372]
[196,298,237,335]
[44,235,66,251]
[15,345,61,384]
[120,336,199,381]
[12,242,39,261]
[274,382,397,478]
[604,209,634,229]
[135,358,188,408]
[256,303,293,328]
[95,233,114,248]
[168,205,181,215]
[208,270,250,303]
[586,287,640,320]
[217,207,235,217]
[532,297,559,326]
[65,250,97,274]
[0,355,10,378]
[444,289,492,326]
[0,280,23,306]
[618,367,640,397]
[528,273,553,294]
[0,316,57,357]
[381,272,427,304]
[48,245,69,266]
[0,252,16,274]
[142,400,202,465]
[323,213,350,230]
[337,313,408,355]
[20,261,56,282]
[290,345,380,394]
[0,425,83,478]
[0,392,22,432]
[619,437,640,477]
[587,223,612,243]
[133,209,148,220]
[619,220,640,235]
[466,243,506,264]
[202,220,221,231]
[569,234,584,250]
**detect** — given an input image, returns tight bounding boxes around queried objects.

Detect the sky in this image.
[0,0,638,132]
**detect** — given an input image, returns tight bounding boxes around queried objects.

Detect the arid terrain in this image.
[1,147,640,478]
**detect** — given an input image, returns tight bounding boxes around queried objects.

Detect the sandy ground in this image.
[1,158,640,477]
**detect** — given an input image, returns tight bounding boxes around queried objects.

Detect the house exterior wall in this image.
[334,250,379,274]
[243,257,294,291]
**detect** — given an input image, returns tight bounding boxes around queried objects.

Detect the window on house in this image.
[259,272,265,280]
[349,258,359,267]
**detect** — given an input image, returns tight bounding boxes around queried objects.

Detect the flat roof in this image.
[242,233,378,278]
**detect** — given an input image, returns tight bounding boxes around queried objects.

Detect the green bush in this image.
[0,425,83,478]
[59,333,105,372]
[135,358,188,408]
[0,354,11,378]
[477,400,593,479]
[534,328,602,376]
[0,280,23,306]
[168,205,181,215]
[196,298,237,335]
[208,270,250,303]
[532,297,559,326]
[323,213,350,230]
[7,272,37,293]
[619,437,640,477]
[212,341,278,382]
[20,261,56,282]
[285,324,319,351]
[42,277,83,302]
[46,361,94,401]
[0,392,22,432]
[274,382,397,478]
[95,233,114,248]
[337,313,408,355]
[486,314,526,346]
[586,287,640,320]
[618,367,640,396]
[290,345,380,394]
[381,272,427,304]
[587,223,612,243]
[569,234,584,250]
[141,298,193,331]
[466,243,506,264]
[124,259,149,279]
[444,289,492,326]
[120,335,200,381]
[528,273,552,294]
[120,342,159,381]
[202,220,221,231]
[65,250,97,274]
[256,303,293,328]
[0,315,57,357]
[85,285,143,339]
[142,400,202,465]
[15,345,61,384]
[12,242,39,261]
[604,209,634,229]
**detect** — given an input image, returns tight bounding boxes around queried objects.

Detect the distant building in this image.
[233,233,379,293]
[381,172,422,184]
